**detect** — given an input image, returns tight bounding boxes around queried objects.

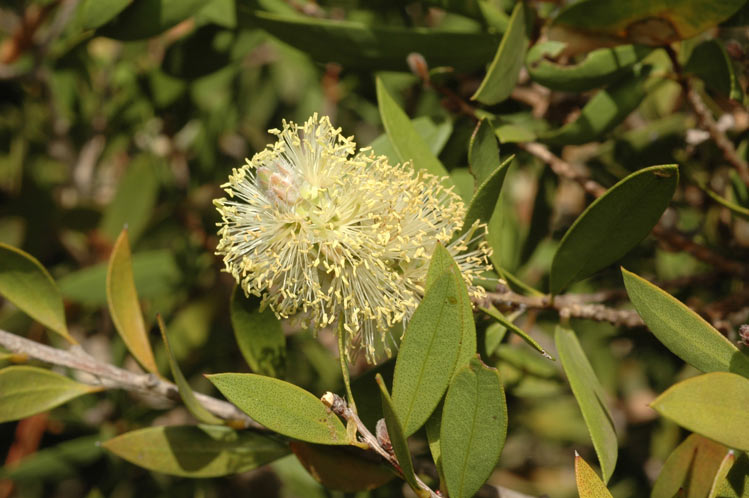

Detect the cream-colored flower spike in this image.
[215,114,492,362]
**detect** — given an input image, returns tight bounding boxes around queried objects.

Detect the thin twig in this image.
[519,142,606,197]
[0,328,260,429]
[484,284,645,328]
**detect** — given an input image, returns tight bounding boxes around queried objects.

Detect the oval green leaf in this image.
[207,373,348,445]
[472,2,528,105]
[375,374,426,497]
[0,366,99,423]
[0,243,73,343]
[652,433,728,498]
[106,229,159,374]
[541,66,650,145]
[550,164,679,294]
[242,10,500,72]
[441,357,507,498]
[685,39,744,101]
[651,372,749,451]
[231,286,286,378]
[392,258,462,437]
[289,441,394,492]
[102,425,288,477]
[575,452,613,498]
[157,315,221,425]
[376,78,451,185]
[526,42,652,92]
[622,268,749,377]
[555,327,617,483]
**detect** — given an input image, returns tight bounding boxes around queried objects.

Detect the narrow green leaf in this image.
[0,435,103,481]
[289,441,394,492]
[710,451,749,498]
[622,269,749,377]
[102,425,288,477]
[651,372,749,451]
[0,366,100,423]
[463,155,514,233]
[0,243,74,343]
[392,262,462,436]
[481,305,553,359]
[575,452,614,498]
[550,165,679,294]
[230,287,286,378]
[157,315,222,425]
[106,229,159,374]
[651,433,729,498]
[425,402,443,477]
[441,357,507,498]
[701,184,749,221]
[541,67,651,145]
[207,373,348,445]
[375,374,427,498]
[424,244,476,372]
[468,118,501,186]
[375,78,451,185]
[370,116,453,164]
[241,10,500,72]
[526,42,652,92]
[472,2,528,105]
[555,327,617,483]
[708,450,736,498]
[98,0,208,40]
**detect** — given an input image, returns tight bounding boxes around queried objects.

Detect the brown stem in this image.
[0,328,259,429]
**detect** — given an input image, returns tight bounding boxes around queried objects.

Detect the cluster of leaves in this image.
[1,0,749,497]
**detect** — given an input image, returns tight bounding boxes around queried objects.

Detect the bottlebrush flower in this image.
[214,114,491,362]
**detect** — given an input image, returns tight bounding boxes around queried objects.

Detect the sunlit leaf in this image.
[207,373,348,445]
[106,229,159,374]
[102,425,288,477]
[0,366,100,423]
[575,452,613,498]
[651,372,749,451]
[0,243,74,343]
[651,433,729,498]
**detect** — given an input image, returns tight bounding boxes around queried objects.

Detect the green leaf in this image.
[0,243,73,343]
[425,402,444,478]
[424,244,476,371]
[651,372,749,451]
[550,164,679,294]
[157,315,222,425]
[106,229,159,375]
[0,435,103,481]
[0,366,100,423]
[685,39,744,101]
[289,442,394,492]
[78,0,133,29]
[99,155,159,244]
[207,373,348,445]
[481,305,553,359]
[463,154,514,233]
[370,116,452,164]
[98,0,208,40]
[541,66,651,145]
[555,327,617,483]
[701,183,749,221]
[708,450,737,498]
[472,2,528,105]
[59,250,180,306]
[526,42,652,92]
[240,10,500,72]
[550,0,747,48]
[575,452,613,498]
[391,258,462,437]
[651,433,730,498]
[375,374,427,498]
[711,451,749,498]
[468,118,501,186]
[622,269,749,377]
[102,425,288,477]
[230,287,286,378]
[441,357,508,498]
[375,78,451,185]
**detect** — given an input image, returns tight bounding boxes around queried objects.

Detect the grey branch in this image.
[0,328,260,429]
